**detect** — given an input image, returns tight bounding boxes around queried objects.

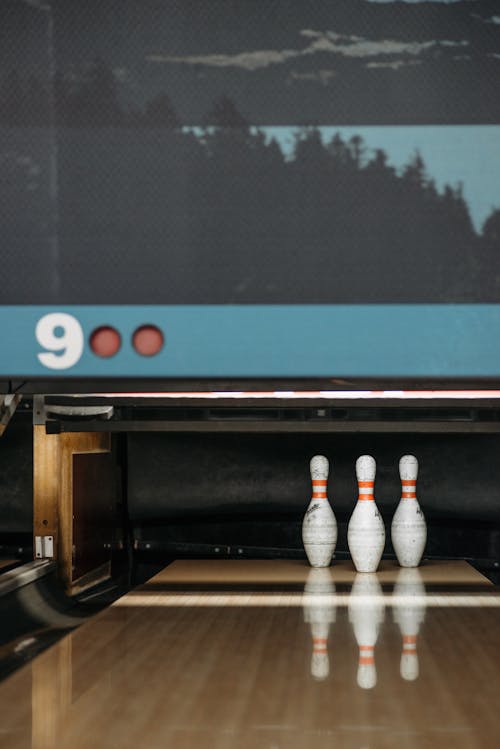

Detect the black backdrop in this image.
[127,432,500,559]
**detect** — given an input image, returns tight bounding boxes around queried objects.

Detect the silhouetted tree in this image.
[326,132,359,172]
[203,95,247,128]
[293,128,326,165]
[328,132,346,163]
[368,148,389,172]
[260,136,284,170]
[483,209,500,243]
[61,59,122,126]
[87,59,121,124]
[440,183,473,234]
[349,134,365,169]
[144,93,179,128]
[402,151,427,189]
[33,120,491,304]
[373,148,387,168]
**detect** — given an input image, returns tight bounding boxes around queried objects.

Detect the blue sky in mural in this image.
[259,126,500,233]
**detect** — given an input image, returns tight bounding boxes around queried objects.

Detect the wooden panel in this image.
[0,560,499,748]
[58,433,111,590]
[33,425,61,555]
[33,429,111,592]
[72,453,114,582]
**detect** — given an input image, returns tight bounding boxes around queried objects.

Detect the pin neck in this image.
[359,644,374,664]
[401,479,417,499]
[357,479,374,501]
[313,637,328,652]
[403,635,417,651]
[312,478,328,499]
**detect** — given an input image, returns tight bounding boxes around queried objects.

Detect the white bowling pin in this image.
[391,455,427,568]
[302,455,337,568]
[393,567,426,681]
[348,573,385,690]
[347,455,385,573]
[303,568,336,680]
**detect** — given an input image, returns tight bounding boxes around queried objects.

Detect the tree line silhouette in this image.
[0,63,245,128]
[1,62,499,303]
[54,127,500,302]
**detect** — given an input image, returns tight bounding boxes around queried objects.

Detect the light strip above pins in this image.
[391,455,427,568]
[302,455,338,568]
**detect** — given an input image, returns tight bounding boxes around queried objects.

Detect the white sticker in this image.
[36,313,84,370]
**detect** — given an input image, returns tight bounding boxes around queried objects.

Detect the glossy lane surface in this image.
[0,560,498,749]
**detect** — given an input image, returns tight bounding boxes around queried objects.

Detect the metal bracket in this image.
[33,395,114,427]
[0,393,22,437]
[35,535,54,559]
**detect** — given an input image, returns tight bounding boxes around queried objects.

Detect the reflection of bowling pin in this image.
[303,568,336,681]
[302,455,337,568]
[348,573,385,689]
[391,455,427,568]
[347,456,385,572]
[393,567,426,681]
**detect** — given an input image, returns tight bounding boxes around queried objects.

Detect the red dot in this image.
[132,325,164,356]
[89,326,121,358]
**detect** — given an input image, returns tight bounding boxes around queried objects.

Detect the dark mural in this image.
[3,0,500,126]
[0,0,499,303]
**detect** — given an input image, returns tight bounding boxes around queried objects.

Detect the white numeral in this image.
[36,313,84,370]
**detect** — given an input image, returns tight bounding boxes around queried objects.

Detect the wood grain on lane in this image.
[0,560,497,749]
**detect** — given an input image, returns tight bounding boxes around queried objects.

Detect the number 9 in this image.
[36,313,84,370]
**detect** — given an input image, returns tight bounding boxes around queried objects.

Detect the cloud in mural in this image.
[287,69,338,86]
[147,31,468,71]
[366,59,423,70]
[471,13,500,24]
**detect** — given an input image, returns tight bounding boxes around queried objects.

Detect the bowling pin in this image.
[392,567,426,681]
[302,455,337,568]
[348,573,385,689]
[303,568,336,681]
[391,455,427,567]
[347,455,385,573]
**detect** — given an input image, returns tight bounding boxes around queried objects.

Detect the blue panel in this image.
[1,305,500,378]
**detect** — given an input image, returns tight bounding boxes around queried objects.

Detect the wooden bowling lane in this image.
[136,558,490,586]
[0,560,499,749]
